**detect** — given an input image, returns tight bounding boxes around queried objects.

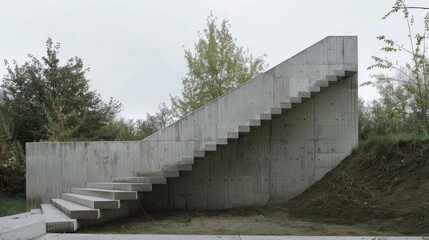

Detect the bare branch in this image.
[393,6,429,11]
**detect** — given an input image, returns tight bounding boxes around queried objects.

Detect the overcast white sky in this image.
[1,0,428,119]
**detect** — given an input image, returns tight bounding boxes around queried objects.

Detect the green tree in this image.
[95,118,139,141]
[0,108,25,195]
[171,13,267,117]
[1,38,121,143]
[368,0,429,134]
[360,74,417,139]
[135,102,174,138]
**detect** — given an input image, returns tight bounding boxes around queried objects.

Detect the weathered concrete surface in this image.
[37,234,427,240]
[0,211,46,240]
[142,74,357,209]
[26,36,358,210]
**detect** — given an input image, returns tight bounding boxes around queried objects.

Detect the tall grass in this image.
[358,133,429,153]
[0,194,26,217]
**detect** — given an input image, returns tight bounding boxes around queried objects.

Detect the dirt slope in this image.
[288,140,429,235]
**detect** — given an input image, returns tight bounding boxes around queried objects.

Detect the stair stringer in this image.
[139,36,358,173]
[139,69,357,210]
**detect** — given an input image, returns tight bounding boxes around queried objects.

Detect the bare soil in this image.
[80,140,429,235]
[79,205,393,235]
[288,140,429,235]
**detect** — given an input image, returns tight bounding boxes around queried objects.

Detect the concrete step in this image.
[289,97,302,103]
[204,143,217,151]
[308,85,321,92]
[137,170,179,178]
[326,75,339,82]
[112,176,167,184]
[333,69,346,76]
[258,113,272,120]
[344,70,356,76]
[298,91,311,98]
[226,131,239,139]
[71,187,138,200]
[237,125,250,133]
[51,199,100,220]
[194,151,205,158]
[41,204,78,233]
[87,182,152,192]
[247,119,261,127]
[279,102,292,109]
[180,156,194,164]
[314,79,329,87]
[0,212,46,239]
[269,107,282,114]
[61,193,120,209]
[216,138,228,145]
[161,163,193,171]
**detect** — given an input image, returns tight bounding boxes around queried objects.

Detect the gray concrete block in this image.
[51,199,100,220]
[86,182,152,192]
[137,170,180,178]
[112,177,167,184]
[161,164,193,172]
[70,188,138,200]
[61,193,120,209]
[41,204,78,233]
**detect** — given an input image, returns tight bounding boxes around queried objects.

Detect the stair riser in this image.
[46,221,77,233]
[204,144,217,151]
[138,171,179,178]
[161,164,192,171]
[41,204,78,233]
[194,151,205,158]
[216,138,228,145]
[51,200,99,220]
[226,132,239,139]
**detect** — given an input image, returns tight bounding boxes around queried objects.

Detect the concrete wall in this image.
[26,36,358,210]
[26,141,141,208]
[141,73,358,210]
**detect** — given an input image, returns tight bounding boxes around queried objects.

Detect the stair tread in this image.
[41,204,74,221]
[71,187,135,193]
[86,181,152,191]
[87,182,150,186]
[51,198,97,211]
[112,176,167,184]
[62,193,117,202]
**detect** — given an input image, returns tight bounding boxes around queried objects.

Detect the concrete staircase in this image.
[33,67,355,233]
[20,36,358,236]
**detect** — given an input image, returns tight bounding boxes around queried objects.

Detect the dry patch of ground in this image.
[79,204,393,236]
[81,140,429,236]
[288,140,429,235]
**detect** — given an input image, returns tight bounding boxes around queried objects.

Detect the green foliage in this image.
[135,102,174,137]
[0,109,25,196]
[171,12,267,117]
[358,76,418,139]
[358,133,429,153]
[0,194,25,217]
[95,118,139,141]
[95,103,174,141]
[367,0,429,134]
[1,38,121,143]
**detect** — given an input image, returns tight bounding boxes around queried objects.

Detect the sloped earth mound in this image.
[288,140,429,235]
